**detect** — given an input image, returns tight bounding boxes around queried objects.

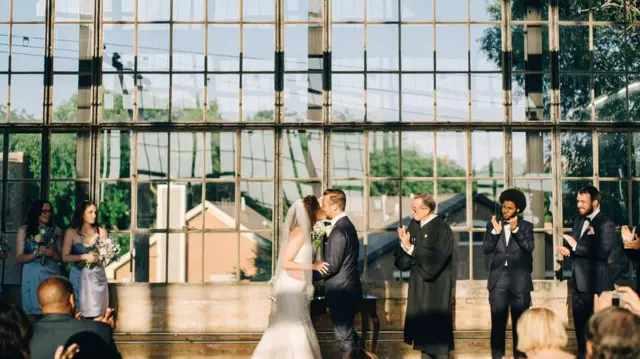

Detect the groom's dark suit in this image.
[315,214,364,358]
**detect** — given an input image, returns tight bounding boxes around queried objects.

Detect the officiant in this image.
[394,193,454,359]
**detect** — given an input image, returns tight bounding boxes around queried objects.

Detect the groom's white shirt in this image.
[330,212,347,226]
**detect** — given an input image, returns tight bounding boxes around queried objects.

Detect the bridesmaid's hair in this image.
[71,200,101,234]
[302,195,321,223]
[24,199,55,237]
[0,302,32,359]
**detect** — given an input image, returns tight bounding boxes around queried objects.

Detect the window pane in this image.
[369,181,400,229]
[170,133,205,179]
[100,130,132,179]
[599,181,629,227]
[331,133,364,178]
[207,75,239,122]
[10,75,44,123]
[204,183,236,230]
[198,233,240,282]
[369,131,399,177]
[402,132,434,178]
[436,132,467,177]
[169,182,203,230]
[438,180,467,227]
[561,132,593,177]
[51,132,91,179]
[243,75,274,121]
[512,131,552,177]
[137,132,169,179]
[11,25,45,72]
[599,132,628,177]
[98,182,132,231]
[240,181,273,230]
[205,132,236,179]
[243,25,274,72]
[138,74,170,122]
[514,179,553,230]
[283,130,323,179]
[137,183,163,229]
[138,25,170,72]
[241,130,274,178]
[367,74,399,122]
[240,232,273,282]
[6,182,40,231]
[402,75,434,122]
[471,232,487,280]
[472,131,504,178]
[173,25,204,72]
[333,75,364,121]
[9,133,42,179]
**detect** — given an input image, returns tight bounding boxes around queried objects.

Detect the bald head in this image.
[38,276,75,314]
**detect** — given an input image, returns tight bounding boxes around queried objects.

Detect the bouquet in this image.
[311,221,333,250]
[78,237,121,269]
[0,232,12,258]
[33,226,57,265]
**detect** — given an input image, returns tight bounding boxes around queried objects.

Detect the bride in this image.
[251,195,329,359]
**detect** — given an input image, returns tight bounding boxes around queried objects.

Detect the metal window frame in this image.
[1,0,640,286]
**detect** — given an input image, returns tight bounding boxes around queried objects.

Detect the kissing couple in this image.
[251,189,378,359]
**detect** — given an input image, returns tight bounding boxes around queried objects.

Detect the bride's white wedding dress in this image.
[251,241,322,359]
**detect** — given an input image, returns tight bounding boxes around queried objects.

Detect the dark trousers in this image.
[572,289,595,359]
[489,270,531,359]
[328,295,364,359]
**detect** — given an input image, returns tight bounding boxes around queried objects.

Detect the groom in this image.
[314,188,373,359]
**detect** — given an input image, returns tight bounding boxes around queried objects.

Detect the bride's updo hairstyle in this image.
[302,195,321,223]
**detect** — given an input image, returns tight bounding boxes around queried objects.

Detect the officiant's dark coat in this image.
[393,215,454,356]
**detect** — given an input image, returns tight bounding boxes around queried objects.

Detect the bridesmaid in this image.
[15,200,63,319]
[62,200,109,319]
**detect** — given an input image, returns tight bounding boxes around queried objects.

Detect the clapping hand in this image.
[397,226,411,249]
[556,246,570,257]
[490,216,502,235]
[95,308,116,329]
[54,344,79,359]
[622,226,640,250]
[509,217,518,232]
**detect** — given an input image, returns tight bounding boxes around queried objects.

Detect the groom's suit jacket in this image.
[316,216,362,301]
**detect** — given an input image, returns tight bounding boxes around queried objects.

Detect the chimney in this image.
[155,184,187,283]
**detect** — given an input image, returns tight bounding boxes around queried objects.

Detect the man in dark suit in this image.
[483,189,534,359]
[314,188,377,359]
[557,185,615,359]
[30,276,121,359]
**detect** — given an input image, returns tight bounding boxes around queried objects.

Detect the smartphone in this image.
[612,292,623,307]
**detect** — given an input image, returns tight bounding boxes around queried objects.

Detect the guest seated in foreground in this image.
[586,307,640,359]
[0,301,33,359]
[30,277,120,359]
[515,307,574,359]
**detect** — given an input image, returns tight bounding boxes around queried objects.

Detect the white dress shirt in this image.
[572,207,600,252]
[491,221,519,266]
[401,214,437,256]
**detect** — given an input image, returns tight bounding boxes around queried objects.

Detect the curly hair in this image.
[302,195,322,223]
[499,189,527,213]
[0,302,32,359]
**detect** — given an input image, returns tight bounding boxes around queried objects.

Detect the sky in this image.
[0,0,534,176]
